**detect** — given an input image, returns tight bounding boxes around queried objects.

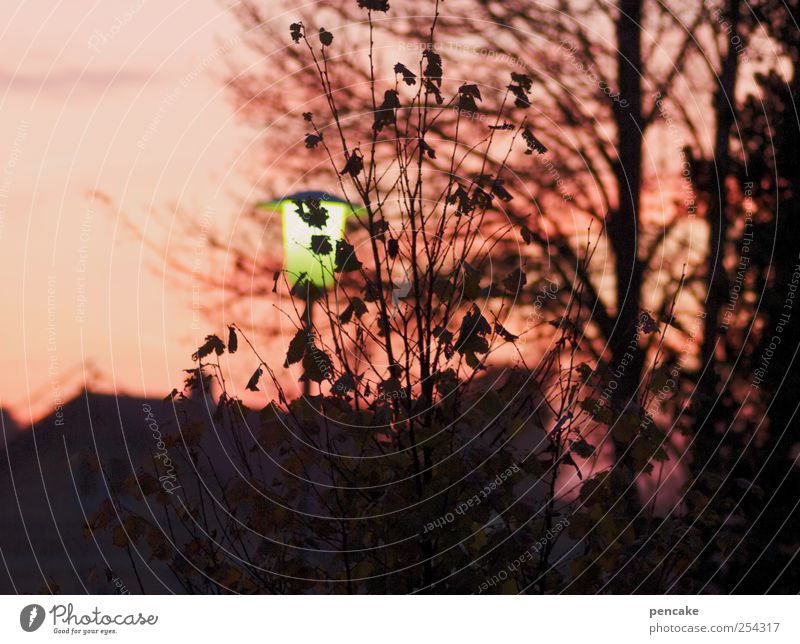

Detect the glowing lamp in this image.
[258,191,354,288]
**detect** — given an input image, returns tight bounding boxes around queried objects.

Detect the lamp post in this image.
[258,191,355,394]
[258,191,354,289]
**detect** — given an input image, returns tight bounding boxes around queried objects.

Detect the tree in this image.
[218,0,717,509]
[720,0,800,591]
[83,0,800,594]
[89,5,604,593]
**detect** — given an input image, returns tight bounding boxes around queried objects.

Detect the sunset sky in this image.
[0,0,712,427]
[0,0,255,424]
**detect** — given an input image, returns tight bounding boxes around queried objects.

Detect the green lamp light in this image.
[258,191,354,288]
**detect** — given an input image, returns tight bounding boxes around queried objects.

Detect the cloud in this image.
[0,68,154,95]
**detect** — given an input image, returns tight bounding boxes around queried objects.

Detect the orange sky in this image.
[0,0,256,424]
[0,0,717,429]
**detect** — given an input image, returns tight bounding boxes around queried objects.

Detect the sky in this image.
[0,0,255,424]
[0,0,712,428]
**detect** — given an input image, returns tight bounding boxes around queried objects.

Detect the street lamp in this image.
[258,191,355,395]
[257,191,355,288]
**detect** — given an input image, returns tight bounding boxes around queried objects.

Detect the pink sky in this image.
[0,0,257,424]
[0,0,709,429]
